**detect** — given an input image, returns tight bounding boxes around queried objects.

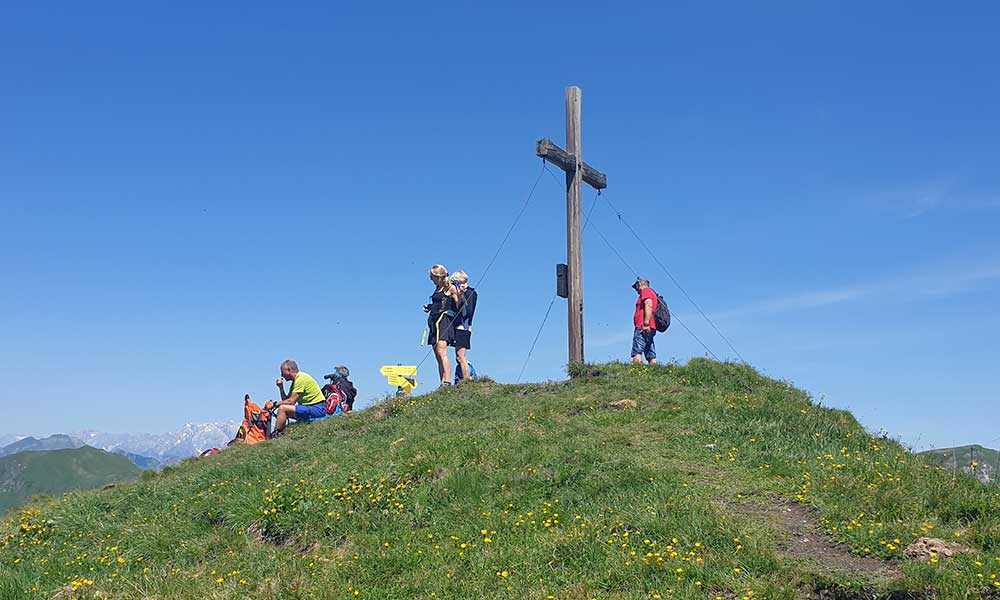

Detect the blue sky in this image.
[1,2,997,450]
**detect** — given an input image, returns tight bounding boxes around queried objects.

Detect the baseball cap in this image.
[631,276,650,289]
[324,365,350,380]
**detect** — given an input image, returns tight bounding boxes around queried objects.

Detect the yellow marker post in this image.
[380,365,418,396]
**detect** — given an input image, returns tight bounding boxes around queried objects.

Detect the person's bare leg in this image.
[434,341,450,384]
[274,404,296,431]
[456,347,470,380]
[648,357,657,365]
[631,354,642,364]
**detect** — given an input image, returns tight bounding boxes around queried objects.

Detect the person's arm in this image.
[448,285,460,310]
[276,378,301,404]
[642,298,653,332]
[466,289,477,325]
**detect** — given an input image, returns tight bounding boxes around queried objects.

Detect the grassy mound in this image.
[2,359,999,599]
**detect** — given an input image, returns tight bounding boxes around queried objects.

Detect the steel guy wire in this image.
[579,194,723,363]
[546,182,755,392]
[513,164,600,384]
[415,160,548,372]
[540,178,727,364]
[598,191,749,365]
[537,171,750,391]
[542,161,566,191]
[517,293,559,383]
[591,222,722,362]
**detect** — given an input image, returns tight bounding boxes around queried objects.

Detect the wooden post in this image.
[535,87,606,367]
[565,86,584,364]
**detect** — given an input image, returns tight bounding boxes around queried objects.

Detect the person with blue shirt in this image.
[449,269,478,382]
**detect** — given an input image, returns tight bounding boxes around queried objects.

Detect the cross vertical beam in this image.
[535,86,607,367]
[564,87,584,364]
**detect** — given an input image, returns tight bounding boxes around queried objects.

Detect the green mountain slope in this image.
[2,360,999,599]
[0,446,141,513]
[918,445,999,485]
[0,434,85,457]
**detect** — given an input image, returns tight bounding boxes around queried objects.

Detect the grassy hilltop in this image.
[2,359,1000,599]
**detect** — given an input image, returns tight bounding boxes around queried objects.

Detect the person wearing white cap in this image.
[630,276,659,364]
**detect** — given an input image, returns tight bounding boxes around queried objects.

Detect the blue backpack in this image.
[454,362,477,384]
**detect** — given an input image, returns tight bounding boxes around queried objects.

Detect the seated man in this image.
[272,359,326,434]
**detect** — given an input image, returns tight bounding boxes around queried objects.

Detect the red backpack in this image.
[323,384,344,415]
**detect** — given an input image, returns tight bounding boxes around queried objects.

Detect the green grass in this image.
[0,446,141,513]
[2,359,1000,599]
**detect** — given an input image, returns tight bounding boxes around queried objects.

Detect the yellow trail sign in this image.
[380,365,418,395]
[380,365,417,377]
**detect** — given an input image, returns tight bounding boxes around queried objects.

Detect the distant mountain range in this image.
[0,434,85,457]
[0,434,26,449]
[0,446,141,513]
[918,444,999,485]
[0,421,239,470]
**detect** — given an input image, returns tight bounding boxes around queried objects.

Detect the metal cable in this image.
[415,160,549,372]
[540,180,751,390]
[517,293,559,383]
[597,192,748,363]
[579,192,723,362]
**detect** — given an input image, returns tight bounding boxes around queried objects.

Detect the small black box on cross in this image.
[556,263,569,299]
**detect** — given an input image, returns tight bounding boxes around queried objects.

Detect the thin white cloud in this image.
[859,175,1000,218]
[715,259,1000,320]
[862,177,955,219]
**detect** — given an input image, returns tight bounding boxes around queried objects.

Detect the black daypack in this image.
[653,295,671,332]
[336,379,358,410]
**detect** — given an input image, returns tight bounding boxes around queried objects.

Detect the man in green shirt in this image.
[273,359,327,434]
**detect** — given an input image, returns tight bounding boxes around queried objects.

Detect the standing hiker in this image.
[423,264,460,387]
[449,269,478,381]
[630,276,659,365]
[272,359,327,433]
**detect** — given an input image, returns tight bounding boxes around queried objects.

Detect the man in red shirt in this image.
[631,276,658,364]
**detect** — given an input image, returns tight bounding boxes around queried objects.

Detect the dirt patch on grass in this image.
[248,523,291,547]
[607,399,638,410]
[569,367,606,379]
[806,583,927,599]
[371,402,398,420]
[732,498,898,579]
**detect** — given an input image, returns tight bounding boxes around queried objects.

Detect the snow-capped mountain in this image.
[72,421,239,467]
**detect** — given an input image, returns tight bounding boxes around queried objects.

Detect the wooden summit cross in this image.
[535,86,607,364]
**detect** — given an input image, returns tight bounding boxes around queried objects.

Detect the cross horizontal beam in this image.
[535,138,607,189]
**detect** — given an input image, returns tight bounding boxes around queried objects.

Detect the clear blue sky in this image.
[1,2,997,450]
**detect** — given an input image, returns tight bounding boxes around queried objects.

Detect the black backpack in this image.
[335,379,358,410]
[653,295,671,332]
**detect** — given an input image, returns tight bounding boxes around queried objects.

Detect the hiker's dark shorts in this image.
[451,328,472,349]
[428,313,454,345]
[631,328,656,359]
